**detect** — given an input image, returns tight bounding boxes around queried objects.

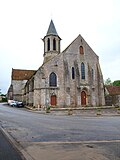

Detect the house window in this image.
[53,38,56,50]
[49,72,57,87]
[80,46,84,54]
[47,38,50,51]
[81,62,85,79]
[72,67,75,79]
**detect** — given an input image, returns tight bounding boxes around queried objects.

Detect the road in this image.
[0,129,24,160]
[0,103,120,160]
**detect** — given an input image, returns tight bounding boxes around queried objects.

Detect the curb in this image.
[25,106,120,117]
[25,106,116,111]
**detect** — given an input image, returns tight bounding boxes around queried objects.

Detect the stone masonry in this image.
[8,20,105,108]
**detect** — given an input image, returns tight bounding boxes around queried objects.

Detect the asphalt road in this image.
[0,129,24,160]
[0,103,120,160]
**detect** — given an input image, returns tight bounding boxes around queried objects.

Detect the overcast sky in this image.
[0,0,120,94]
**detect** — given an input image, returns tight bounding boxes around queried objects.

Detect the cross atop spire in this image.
[46,20,58,36]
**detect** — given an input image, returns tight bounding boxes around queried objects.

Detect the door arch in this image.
[51,95,57,106]
[81,91,86,105]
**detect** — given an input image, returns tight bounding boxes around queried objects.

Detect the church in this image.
[7,20,105,107]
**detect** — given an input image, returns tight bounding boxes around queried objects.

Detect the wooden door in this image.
[51,95,57,106]
[81,91,86,105]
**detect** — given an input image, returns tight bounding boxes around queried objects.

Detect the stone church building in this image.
[7,20,105,107]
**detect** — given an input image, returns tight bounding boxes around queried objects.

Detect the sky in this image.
[0,0,120,94]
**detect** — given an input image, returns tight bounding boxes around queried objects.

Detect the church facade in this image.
[8,20,105,107]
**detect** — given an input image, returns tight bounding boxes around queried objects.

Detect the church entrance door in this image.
[81,91,86,105]
[51,95,57,106]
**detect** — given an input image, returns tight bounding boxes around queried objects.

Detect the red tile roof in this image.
[106,86,120,95]
[12,69,36,80]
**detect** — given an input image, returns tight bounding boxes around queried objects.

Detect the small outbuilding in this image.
[105,86,120,106]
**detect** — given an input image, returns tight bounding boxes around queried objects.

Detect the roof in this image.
[12,69,36,80]
[46,20,58,36]
[105,86,120,95]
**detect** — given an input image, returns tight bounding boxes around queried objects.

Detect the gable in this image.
[62,34,98,58]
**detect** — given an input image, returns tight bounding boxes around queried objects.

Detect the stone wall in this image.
[105,95,120,107]
[12,80,27,101]
[32,35,105,107]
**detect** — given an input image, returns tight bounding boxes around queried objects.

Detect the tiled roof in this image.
[106,86,120,95]
[12,69,36,80]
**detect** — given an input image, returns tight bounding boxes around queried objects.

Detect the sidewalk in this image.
[25,105,120,116]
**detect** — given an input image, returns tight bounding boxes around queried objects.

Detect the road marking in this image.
[20,139,120,144]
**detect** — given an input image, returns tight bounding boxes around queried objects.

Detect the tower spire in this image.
[46,20,58,36]
[43,20,61,63]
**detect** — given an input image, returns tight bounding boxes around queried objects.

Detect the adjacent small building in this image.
[7,69,36,102]
[105,86,120,106]
[7,20,105,107]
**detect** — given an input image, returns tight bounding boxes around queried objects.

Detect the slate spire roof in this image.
[46,20,58,36]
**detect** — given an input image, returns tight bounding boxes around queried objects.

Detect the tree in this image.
[113,80,120,86]
[104,78,112,85]
[0,93,7,102]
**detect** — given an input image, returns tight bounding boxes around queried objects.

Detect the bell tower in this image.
[43,20,61,63]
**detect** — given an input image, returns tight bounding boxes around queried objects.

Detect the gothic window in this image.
[27,84,29,93]
[47,38,50,51]
[81,62,85,79]
[53,38,56,50]
[49,72,57,87]
[31,79,34,91]
[80,46,84,54]
[92,69,94,81]
[72,67,75,79]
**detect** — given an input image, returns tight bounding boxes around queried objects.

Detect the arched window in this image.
[81,62,85,79]
[53,38,56,50]
[80,46,84,54]
[72,67,75,79]
[47,38,50,51]
[49,72,57,87]
[31,78,34,91]
[92,69,94,81]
